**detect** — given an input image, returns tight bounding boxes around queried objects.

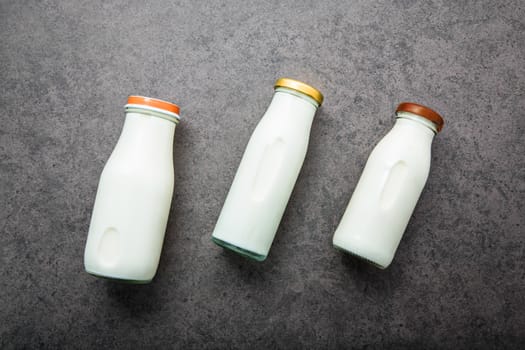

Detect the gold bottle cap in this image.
[274,78,324,106]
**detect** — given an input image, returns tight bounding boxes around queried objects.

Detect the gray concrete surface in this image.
[1,0,524,348]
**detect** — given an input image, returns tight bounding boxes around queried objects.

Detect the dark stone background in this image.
[1,0,524,348]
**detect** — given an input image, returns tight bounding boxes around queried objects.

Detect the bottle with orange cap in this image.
[84,96,180,283]
[333,102,444,269]
[212,78,324,261]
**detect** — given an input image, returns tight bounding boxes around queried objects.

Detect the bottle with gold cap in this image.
[333,102,444,269]
[84,96,180,283]
[212,78,323,261]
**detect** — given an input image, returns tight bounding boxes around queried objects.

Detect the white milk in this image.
[84,96,180,283]
[333,103,444,269]
[212,78,323,261]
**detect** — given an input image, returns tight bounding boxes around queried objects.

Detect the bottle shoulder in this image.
[369,129,432,169]
[252,109,312,141]
[102,149,174,182]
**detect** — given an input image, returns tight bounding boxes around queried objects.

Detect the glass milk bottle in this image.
[84,96,180,283]
[333,102,444,269]
[212,78,323,261]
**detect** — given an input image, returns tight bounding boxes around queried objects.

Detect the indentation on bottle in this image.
[379,161,408,210]
[98,227,120,266]
[251,138,285,201]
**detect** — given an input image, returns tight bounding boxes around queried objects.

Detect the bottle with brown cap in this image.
[212,78,323,261]
[333,102,444,269]
[84,96,181,283]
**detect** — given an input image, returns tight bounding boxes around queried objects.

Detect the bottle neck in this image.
[261,89,318,130]
[395,111,438,136]
[120,112,176,149]
[124,105,180,124]
[274,87,320,109]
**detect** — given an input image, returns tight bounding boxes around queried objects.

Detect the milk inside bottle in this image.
[333,102,444,269]
[212,78,323,261]
[84,96,180,283]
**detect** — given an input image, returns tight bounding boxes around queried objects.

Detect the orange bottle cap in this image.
[127,96,180,115]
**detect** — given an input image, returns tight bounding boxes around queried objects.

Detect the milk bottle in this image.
[333,102,444,269]
[212,78,323,261]
[84,96,180,283]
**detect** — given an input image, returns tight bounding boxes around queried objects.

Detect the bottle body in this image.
[333,112,436,268]
[212,88,319,260]
[84,108,176,282]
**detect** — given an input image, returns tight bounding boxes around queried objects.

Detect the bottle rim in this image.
[127,96,180,116]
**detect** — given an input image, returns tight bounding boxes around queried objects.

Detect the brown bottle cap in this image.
[396,102,444,132]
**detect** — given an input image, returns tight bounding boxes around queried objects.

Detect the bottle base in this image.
[85,270,152,284]
[211,237,267,262]
[333,243,387,269]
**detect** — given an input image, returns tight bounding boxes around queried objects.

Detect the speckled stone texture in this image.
[1,0,524,348]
